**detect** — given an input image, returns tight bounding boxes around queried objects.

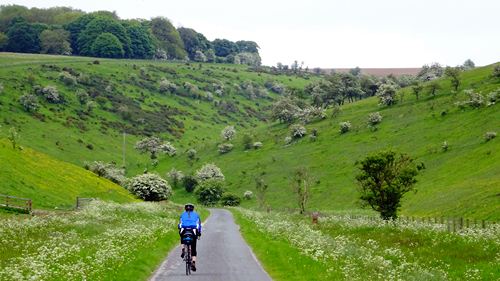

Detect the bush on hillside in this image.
[159,142,177,156]
[158,78,177,94]
[376,83,398,106]
[367,112,383,126]
[253,141,263,149]
[182,175,198,193]
[186,148,198,161]
[296,106,326,124]
[76,89,89,105]
[243,190,253,200]
[196,163,225,182]
[242,134,253,150]
[218,143,234,154]
[284,136,293,145]
[19,94,39,112]
[58,72,77,87]
[195,179,224,206]
[487,89,498,105]
[493,65,500,78]
[221,193,241,206]
[290,124,306,138]
[35,85,64,104]
[465,90,484,108]
[484,131,496,142]
[84,161,126,185]
[339,121,352,134]
[167,168,184,188]
[126,173,172,201]
[221,125,236,141]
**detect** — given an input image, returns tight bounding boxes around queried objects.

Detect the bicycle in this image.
[181,228,196,275]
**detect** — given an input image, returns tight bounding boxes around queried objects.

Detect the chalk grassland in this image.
[162,63,500,220]
[0,201,209,281]
[0,139,136,209]
[233,208,500,281]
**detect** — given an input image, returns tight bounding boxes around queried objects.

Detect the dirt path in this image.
[149,208,272,281]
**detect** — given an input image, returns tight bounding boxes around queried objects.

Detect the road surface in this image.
[149,208,272,281]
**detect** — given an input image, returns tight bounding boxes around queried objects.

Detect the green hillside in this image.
[0,52,311,173]
[0,138,137,209]
[160,64,500,220]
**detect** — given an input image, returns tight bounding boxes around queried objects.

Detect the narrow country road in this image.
[149,208,272,281]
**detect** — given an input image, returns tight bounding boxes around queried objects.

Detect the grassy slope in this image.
[0,139,136,209]
[0,52,311,177]
[163,64,500,220]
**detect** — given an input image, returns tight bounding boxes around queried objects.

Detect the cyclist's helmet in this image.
[185,203,195,211]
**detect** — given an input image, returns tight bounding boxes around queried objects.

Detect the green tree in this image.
[8,127,19,149]
[292,167,312,214]
[212,38,238,57]
[91,32,124,58]
[411,82,423,100]
[444,66,461,91]
[6,17,43,53]
[235,40,259,53]
[0,32,8,50]
[178,27,211,60]
[77,16,131,57]
[462,59,475,70]
[150,17,186,59]
[65,13,98,54]
[355,150,423,220]
[40,29,71,54]
[124,21,154,59]
[195,179,224,206]
[427,81,441,97]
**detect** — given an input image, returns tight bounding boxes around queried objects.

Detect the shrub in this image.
[84,161,126,185]
[159,78,177,93]
[196,163,225,182]
[195,179,224,206]
[486,89,498,105]
[221,193,241,206]
[187,148,197,161]
[182,175,198,193]
[367,112,383,126]
[484,131,497,142]
[242,134,253,150]
[167,168,184,187]
[339,121,352,134]
[221,125,236,141]
[284,136,292,145]
[465,90,484,108]
[19,94,39,112]
[218,143,234,154]
[36,85,63,104]
[296,106,326,123]
[376,83,398,106]
[243,190,253,200]
[253,141,263,149]
[76,89,89,105]
[493,65,500,78]
[126,173,172,201]
[58,72,77,87]
[159,142,177,156]
[290,124,306,138]
[441,141,449,152]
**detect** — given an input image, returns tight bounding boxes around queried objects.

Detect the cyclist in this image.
[178,203,202,271]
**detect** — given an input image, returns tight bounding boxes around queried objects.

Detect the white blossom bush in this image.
[76,89,89,105]
[376,83,398,106]
[486,89,498,106]
[35,85,63,104]
[158,78,177,93]
[183,82,198,93]
[367,112,383,126]
[58,71,77,87]
[19,94,40,112]
[296,106,327,123]
[484,131,496,142]
[159,142,177,156]
[221,125,236,141]
[290,124,307,138]
[339,121,352,134]
[187,148,197,160]
[167,168,184,186]
[193,50,207,62]
[204,91,214,101]
[218,143,234,154]
[253,141,263,149]
[126,173,172,201]
[243,190,253,200]
[196,163,225,182]
[84,161,126,185]
[284,136,293,145]
[465,90,485,108]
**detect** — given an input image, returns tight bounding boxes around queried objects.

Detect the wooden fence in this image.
[278,208,496,233]
[75,197,95,209]
[0,194,32,213]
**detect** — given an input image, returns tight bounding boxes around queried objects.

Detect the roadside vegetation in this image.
[234,208,500,281]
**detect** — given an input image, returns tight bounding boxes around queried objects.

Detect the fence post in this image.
[6,196,9,208]
[466,219,469,228]
[481,220,486,229]
[459,217,463,230]
[27,200,32,213]
[76,197,79,209]
[453,218,456,232]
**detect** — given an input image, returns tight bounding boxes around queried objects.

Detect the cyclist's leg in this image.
[191,238,197,262]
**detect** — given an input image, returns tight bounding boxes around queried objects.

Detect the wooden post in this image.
[76,197,79,209]
[453,218,456,232]
[312,212,319,224]
[6,196,9,208]
[27,200,32,213]
[466,219,469,228]
[459,217,463,230]
[481,220,486,229]
[446,218,450,232]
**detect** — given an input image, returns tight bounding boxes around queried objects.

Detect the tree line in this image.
[0,5,261,65]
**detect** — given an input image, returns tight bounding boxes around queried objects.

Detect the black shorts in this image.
[180,229,198,256]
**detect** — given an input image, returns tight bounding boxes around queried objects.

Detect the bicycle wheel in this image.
[185,244,191,275]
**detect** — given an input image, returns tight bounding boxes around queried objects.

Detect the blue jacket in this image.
[178,211,202,233]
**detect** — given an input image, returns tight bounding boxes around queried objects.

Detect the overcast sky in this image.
[2,0,499,68]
